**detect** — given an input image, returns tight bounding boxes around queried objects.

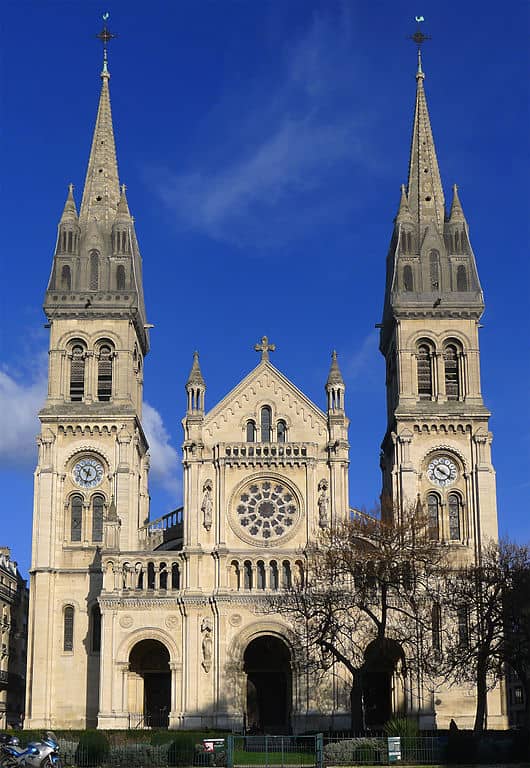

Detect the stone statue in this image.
[318,480,329,529]
[201,481,213,531]
[201,617,213,672]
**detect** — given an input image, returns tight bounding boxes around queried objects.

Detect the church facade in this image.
[26,39,506,731]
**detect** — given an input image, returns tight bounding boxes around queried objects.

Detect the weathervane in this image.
[409,16,431,49]
[96,12,117,72]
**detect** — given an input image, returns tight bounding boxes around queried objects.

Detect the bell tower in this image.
[26,24,150,728]
[379,43,498,550]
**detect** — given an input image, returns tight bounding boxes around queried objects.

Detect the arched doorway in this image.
[362,639,406,729]
[129,639,170,728]
[244,636,291,733]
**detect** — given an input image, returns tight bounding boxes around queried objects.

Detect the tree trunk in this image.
[350,668,364,732]
[473,661,488,735]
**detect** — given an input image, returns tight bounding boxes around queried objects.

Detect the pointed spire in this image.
[448,184,466,223]
[406,51,445,233]
[59,183,79,223]
[395,184,413,224]
[186,351,205,388]
[116,184,131,221]
[79,65,120,229]
[326,350,344,388]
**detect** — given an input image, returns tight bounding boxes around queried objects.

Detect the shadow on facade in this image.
[84,549,103,728]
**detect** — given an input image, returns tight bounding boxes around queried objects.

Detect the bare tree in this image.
[267,503,446,729]
[437,539,530,735]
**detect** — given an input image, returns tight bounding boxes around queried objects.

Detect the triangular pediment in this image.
[203,361,327,442]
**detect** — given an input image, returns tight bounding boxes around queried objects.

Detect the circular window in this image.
[231,477,301,546]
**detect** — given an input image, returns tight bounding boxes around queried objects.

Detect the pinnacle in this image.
[395,184,413,224]
[116,184,131,220]
[326,350,345,388]
[448,184,466,223]
[186,350,206,388]
[59,183,79,222]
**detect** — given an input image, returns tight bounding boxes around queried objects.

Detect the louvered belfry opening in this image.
[97,345,113,401]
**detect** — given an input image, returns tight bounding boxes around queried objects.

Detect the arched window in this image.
[61,264,71,290]
[277,420,287,443]
[432,603,442,652]
[63,606,74,652]
[456,265,468,291]
[89,250,99,291]
[417,344,433,399]
[246,420,256,443]
[406,232,412,253]
[116,264,126,291]
[257,561,266,590]
[282,561,292,589]
[444,344,459,401]
[70,344,85,401]
[260,406,272,442]
[448,493,461,540]
[71,495,83,542]
[243,561,252,590]
[429,250,440,290]
[403,265,413,292]
[147,562,156,590]
[90,604,101,653]
[159,563,168,590]
[171,563,180,590]
[97,345,113,402]
[427,493,439,540]
[230,560,240,591]
[92,494,104,542]
[270,561,279,591]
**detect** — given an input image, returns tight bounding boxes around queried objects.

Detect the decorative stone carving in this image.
[119,615,133,629]
[317,479,329,529]
[201,617,213,673]
[229,614,242,627]
[165,615,178,629]
[201,480,213,532]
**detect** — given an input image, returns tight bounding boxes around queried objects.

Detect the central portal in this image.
[129,639,171,728]
[244,636,291,733]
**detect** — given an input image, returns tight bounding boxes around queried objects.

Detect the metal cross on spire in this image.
[96,12,117,73]
[254,336,276,361]
[409,16,431,76]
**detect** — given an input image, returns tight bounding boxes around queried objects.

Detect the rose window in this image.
[235,479,299,543]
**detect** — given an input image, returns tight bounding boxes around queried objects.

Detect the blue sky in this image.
[1,1,529,577]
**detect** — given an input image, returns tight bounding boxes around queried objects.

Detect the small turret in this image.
[112,184,132,255]
[326,350,345,413]
[55,184,80,256]
[186,351,206,414]
[446,184,469,256]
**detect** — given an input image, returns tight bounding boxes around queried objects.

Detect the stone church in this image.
[25,36,506,732]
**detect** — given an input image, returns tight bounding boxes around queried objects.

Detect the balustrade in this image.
[102,555,182,593]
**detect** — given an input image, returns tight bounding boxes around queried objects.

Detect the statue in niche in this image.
[201,617,213,673]
[201,480,213,531]
[318,480,329,529]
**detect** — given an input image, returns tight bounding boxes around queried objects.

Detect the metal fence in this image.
[55,735,443,768]
[323,736,441,765]
[227,735,321,768]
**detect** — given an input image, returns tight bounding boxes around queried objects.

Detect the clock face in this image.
[73,458,104,488]
[427,456,457,488]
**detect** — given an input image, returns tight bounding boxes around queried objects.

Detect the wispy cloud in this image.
[153,7,378,246]
[344,330,380,386]
[0,367,47,468]
[0,356,180,501]
[143,402,180,498]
